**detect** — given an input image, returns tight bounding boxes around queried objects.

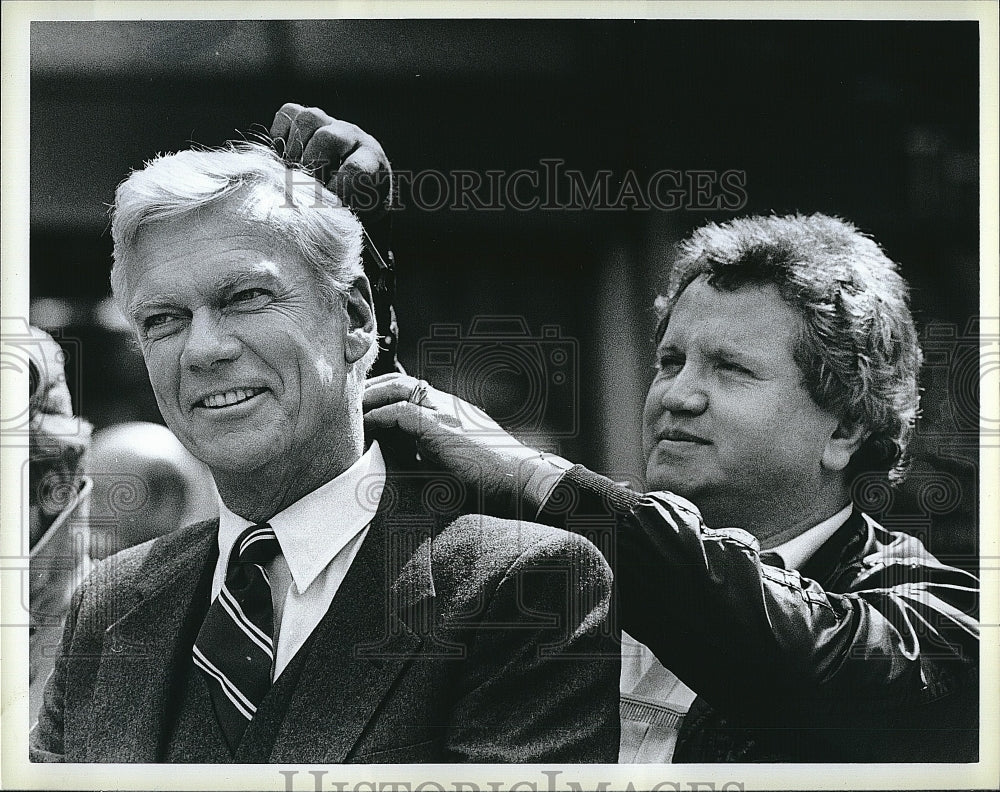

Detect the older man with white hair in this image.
[30,120,619,763]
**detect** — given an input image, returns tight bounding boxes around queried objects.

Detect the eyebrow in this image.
[213,268,281,294]
[705,345,767,369]
[127,267,282,321]
[656,337,767,370]
[127,296,181,323]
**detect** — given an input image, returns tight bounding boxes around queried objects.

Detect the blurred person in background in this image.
[87,422,218,561]
[27,324,93,726]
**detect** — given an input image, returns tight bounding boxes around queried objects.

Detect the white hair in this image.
[110,141,377,374]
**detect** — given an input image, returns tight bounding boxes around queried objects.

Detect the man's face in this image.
[126,204,362,479]
[642,276,842,530]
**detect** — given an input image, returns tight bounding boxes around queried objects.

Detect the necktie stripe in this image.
[240,528,277,557]
[219,584,274,649]
[219,586,275,658]
[193,522,281,752]
[192,645,257,720]
[194,611,272,684]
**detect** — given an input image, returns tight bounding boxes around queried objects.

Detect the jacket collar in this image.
[798,507,869,588]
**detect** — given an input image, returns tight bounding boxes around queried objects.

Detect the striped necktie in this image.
[193,523,281,753]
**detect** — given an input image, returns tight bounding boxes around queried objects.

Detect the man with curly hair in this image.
[366,211,980,762]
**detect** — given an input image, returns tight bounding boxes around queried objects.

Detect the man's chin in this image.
[188,439,281,478]
[644,462,701,498]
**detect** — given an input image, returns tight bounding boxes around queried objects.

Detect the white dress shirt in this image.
[212,441,385,679]
[619,502,855,763]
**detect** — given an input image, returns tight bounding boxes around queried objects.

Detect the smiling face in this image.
[125,202,368,489]
[642,276,851,535]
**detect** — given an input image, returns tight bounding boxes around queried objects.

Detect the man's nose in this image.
[180,311,240,370]
[658,364,709,414]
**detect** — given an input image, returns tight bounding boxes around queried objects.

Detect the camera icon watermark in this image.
[1,316,85,443]
[418,316,578,440]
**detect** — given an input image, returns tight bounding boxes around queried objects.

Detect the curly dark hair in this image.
[655,213,922,485]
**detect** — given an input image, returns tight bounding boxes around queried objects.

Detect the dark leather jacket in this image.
[538,465,980,762]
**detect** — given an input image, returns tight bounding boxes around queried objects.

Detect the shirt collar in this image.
[216,441,385,595]
[770,502,853,571]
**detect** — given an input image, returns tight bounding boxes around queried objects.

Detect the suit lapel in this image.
[87,521,218,762]
[269,468,436,763]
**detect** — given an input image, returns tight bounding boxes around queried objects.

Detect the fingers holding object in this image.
[335,144,392,215]
[269,102,299,141]
[271,104,391,213]
[270,103,330,161]
[300,118,367,171]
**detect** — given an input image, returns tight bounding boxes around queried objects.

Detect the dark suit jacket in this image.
[30,467,619,763]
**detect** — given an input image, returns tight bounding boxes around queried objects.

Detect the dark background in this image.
[29,20,980,567]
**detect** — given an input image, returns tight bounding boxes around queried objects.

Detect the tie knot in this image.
[233,523,281,565]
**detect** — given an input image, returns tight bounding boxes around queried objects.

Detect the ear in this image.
[821,419,869,472]
[342,274,376,365]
